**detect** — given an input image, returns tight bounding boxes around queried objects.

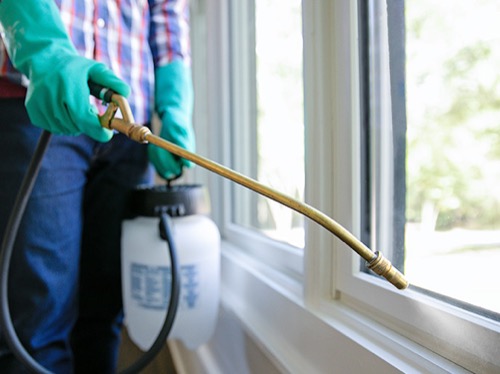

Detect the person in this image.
[0,0,195,372]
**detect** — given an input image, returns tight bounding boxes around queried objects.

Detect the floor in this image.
[118,329,177,374]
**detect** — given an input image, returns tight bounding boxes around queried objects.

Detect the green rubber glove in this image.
[0,0,130,142]
[148,60,195,179]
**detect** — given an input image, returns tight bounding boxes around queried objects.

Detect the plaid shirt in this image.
[0,0,190,124]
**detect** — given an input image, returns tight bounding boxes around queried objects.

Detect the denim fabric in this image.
[0,98,153,373]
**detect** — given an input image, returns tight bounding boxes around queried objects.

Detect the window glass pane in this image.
[405,0,500,315]
[233,0,305,248]
[367,0,500,316]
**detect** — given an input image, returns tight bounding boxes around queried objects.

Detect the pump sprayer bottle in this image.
[121,184,220,350]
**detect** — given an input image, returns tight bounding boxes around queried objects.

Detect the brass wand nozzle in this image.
[96,92,409,291]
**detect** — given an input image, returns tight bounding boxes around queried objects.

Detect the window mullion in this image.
[302,0,361,305]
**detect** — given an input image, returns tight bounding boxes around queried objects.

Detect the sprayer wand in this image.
[90,82,409,290]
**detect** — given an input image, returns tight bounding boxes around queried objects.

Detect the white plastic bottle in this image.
[121,185,220,351]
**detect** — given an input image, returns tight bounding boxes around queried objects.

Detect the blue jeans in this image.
[0,99,153,373]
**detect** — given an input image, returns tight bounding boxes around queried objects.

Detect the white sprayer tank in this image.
[121,184,220,351]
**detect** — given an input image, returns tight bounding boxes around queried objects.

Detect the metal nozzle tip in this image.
[367,251,409,290]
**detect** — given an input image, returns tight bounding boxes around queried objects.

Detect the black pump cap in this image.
[125,184,211,218]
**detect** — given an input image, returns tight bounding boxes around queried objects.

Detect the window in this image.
[335,1,500,371]
[364,0,500,318]
[404,0,500,316]
[192,0,500,371]
[229,0,305,250]
[209,0,306,277]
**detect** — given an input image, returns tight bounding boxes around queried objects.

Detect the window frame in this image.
[191,0,500,372]
[329,1,500,372]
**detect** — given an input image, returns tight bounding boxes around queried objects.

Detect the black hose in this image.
[0,131,180,374]
[119,213,180,374]
[0,130,53,374]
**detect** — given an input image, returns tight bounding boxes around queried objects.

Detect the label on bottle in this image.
[130,263,200,310]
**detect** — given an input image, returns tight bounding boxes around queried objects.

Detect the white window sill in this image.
[220,241,470,374]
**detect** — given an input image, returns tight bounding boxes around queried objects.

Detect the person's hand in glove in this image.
[148,60,195,179]
[0,0,130,142]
